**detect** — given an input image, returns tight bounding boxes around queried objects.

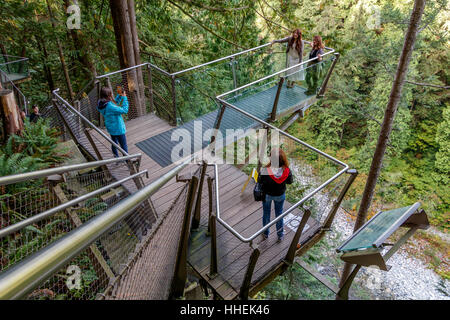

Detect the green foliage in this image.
[275,0,449,229]
[12,118,67,164]
[434,105,450,185]
[0,119,67,194]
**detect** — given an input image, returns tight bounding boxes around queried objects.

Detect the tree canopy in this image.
[0,0,448,229]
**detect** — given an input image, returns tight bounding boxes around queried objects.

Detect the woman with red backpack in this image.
[258,148,293,242]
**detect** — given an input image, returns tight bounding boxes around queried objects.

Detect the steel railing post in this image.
[94,80,104,128]
[210,103,226,146]
[317,52,340,98]
[147,64,154,113]
[284,209,311,264]
[170,75,178,126]
[322,169,358,230]
[209,213,218,277]
[239,245,260,300]
[270,77,285,121]
[207,176,213,234]
[192,161,208,230]
[231,57,237,89]
[169,176,199,299]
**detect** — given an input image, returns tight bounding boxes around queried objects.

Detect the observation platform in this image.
[0,55,30,84]
[136,82,317,167]
[0,41,348,301]
[88,112,322,299]
[187,165,320,300]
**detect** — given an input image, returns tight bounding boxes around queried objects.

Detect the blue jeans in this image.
[262,193,285,238]
[110,134,128,157]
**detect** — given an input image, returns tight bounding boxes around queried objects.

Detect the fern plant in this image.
[11,118,67,164]
[0,151,45,195]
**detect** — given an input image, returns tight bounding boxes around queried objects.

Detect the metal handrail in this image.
[0,154,141,187]
[216,50,336,100]
[95,62,153,79]
[170,43,272,77]
[0,69,29,111]
[0,170,148,239]
[0,56,29,66]
[211,93,349,243]
[171,39,334,77]
[0,157,191,300]
[52,89,129,156]
[212,163,348,243]
[94,40,334,81]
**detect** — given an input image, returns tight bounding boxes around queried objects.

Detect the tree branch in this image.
[176,0,249,12]
[379,60,449,90]
[251,6,291,32]
[167,0,247,49]
[405,80,450,89]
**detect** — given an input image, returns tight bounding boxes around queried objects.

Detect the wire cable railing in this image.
[0,40,344,299]
[75,40,335,127]
[0,157,191,299]
[0,69,29,113]
[0,55,29,83]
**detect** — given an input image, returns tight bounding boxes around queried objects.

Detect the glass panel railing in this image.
[173,43,288,125]
[207,105,347,239]
[218,54,336,124]
[174,60,234,124]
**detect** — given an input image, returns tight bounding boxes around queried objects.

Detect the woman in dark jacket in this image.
[258,148,293,241]
[271,29,304,88]
[305,35,325,95]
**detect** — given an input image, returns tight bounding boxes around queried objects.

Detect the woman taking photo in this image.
[271,29,304,88]
[258,148,293,242]
[97,86,129,157]
[305,35,325,95]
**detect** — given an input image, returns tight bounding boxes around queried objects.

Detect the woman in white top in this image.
[271,29,304,88]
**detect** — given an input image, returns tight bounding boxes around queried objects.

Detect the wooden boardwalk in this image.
[187,165,320,300]
[134,83,316,168]
[88,112,321,299]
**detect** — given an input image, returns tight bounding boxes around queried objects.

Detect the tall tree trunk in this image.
[127,0,145,112]
[338,0,426,293]
[34,10,55,93]
[36,37,55,92]
[0,89,24,142]
[109,0,143,119]
[46,0,75,103]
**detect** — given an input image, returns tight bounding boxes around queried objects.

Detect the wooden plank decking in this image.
[187,165,321,299]
[89,112,321,299]
[134,82,317,168]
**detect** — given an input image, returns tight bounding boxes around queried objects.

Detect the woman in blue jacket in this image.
[97,86,129,157]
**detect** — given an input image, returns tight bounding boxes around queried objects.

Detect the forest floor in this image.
[289,159,450,300]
